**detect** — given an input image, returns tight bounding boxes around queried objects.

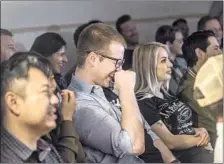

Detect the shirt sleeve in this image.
[50,120,87,163]
[73,100,133,158]
[138,98,161,126]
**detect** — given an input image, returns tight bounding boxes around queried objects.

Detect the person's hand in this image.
[114,70,136,93]
[194,128,209,146]
[61,89,76,121]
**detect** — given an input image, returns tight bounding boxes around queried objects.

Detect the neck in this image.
[3,118,40,150]
[75,67,95,85]
[192,64,200,73]
[169,51,176,61]
[127,43,137,50]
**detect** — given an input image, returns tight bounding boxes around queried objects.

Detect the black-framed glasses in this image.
[87,51,125,68]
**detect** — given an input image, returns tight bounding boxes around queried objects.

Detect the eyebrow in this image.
[41,84,50,89]
[160,57,167,60]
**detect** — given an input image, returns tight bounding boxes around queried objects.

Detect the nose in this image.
[168,59,173,68]
[50,93,59,106]
[63,55,68,63]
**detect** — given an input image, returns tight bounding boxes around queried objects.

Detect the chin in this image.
[46,120,57,130]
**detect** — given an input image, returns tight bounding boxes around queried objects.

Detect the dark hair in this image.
[1,28,13,37]
[116,14,131,33]
[1,51,53,112]
[88,20,103,24]
[172,18,188,27]
[73,20,103,47]
[30,32,66,57]
[182,30,216,67]
[197,15,219,31]
[73,23,89,47]
[155,25,181,44]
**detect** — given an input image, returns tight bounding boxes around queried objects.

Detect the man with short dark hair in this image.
[1,28,16,62]
[116,15,139,70]
[178,30,221,162]
[68,23,178,163]
[0,52,63,163]
[155,25,187,96]
[172,18,189,40]
[197,15,223,47]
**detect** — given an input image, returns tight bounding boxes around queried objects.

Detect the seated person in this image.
[178,31,222,161]
[132,42,213,163]
[30,32,68,90]
[43,75,87,163]
[0,52,63,163]
[68,23,178,163]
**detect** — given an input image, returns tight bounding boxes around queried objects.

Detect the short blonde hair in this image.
[76,23,127,67]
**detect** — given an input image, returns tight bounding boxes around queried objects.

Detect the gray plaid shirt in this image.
[1,128,63,163]
[68,75,159,163]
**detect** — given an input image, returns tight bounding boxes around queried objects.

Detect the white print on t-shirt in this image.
[158,99,194,135]
[177,107,192,123]
[110,98,121,109]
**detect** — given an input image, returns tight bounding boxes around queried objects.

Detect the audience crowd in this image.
[1,10,223,163]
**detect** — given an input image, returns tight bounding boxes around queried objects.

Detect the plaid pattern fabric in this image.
[1,128,63,163]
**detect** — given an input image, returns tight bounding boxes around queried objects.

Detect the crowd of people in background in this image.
[1,7,223,163]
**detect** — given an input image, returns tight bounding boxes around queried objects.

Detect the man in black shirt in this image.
[116,15,139,70]
[1,52,63,163]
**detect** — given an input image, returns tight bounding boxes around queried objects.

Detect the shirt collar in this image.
[1,127,51,162]
[70,75,101,94]
[187,67,197,79]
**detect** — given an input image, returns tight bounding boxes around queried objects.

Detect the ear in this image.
[86,52,97,67]
[5,92,22,116]
[195,48,204,59]
[166,41,172,48]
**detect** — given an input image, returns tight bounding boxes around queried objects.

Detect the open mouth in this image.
[59,63,64,69]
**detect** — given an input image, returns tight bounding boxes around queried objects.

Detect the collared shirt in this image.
[1,128,63,163]
[178,67,220,133]
[169,56,188,96]
[68,75,158,163]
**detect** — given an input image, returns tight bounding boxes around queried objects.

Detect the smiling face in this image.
[120,20,139,45]
[1,35,16,62]
[156,47,173,81]
[90,41,125,88]
[48,46,68,74]
[170,31,184,56]
[204,19,223,45]
[5,67,59,134]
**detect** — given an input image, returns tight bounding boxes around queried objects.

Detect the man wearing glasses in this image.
[68,23,178,163]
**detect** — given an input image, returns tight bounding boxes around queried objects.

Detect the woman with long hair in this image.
[133,42,213,163]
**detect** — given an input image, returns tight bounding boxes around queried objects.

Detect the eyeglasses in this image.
[87,51,125,69]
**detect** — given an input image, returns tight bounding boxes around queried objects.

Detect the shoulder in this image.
[0,144,19,163]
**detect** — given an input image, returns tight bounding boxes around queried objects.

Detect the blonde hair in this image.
[133,42,170,99]
[76,23,127,67]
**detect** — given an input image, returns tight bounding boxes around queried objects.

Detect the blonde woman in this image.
[133,42,213,163]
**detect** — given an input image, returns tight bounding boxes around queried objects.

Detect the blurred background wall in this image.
[1,1,214,72]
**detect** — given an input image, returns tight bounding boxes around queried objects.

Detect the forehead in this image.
[26,68,49,89]
[207,36,219,46]
[158,47,168,58]
[108,42,125,59]
[1,35,15,45]
[120,20,136,30]
[175,31,183,39]
[205,19,221,29]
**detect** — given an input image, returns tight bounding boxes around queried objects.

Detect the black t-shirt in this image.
[123,49,134,70]
[103,88,163,163]
[137,95,195,135]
